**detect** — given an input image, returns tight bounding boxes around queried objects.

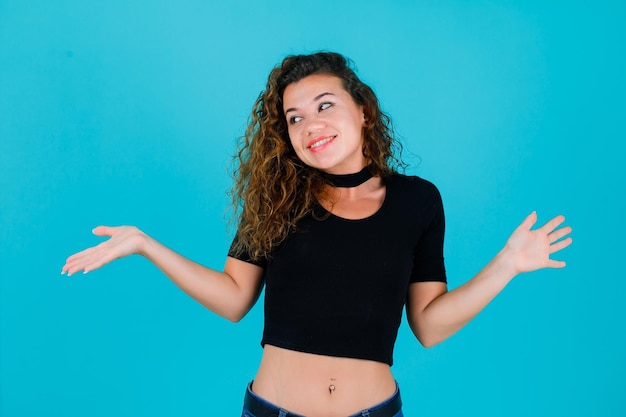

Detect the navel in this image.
[328,377,336,395]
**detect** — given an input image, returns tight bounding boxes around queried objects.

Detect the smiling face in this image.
[282,73,366,175]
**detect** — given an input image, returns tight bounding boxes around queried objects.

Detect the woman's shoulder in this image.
[381,173,444,226]
[385,172,441,197]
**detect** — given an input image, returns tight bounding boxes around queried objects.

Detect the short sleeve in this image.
[410,183,447,283]
[227,235,268,268]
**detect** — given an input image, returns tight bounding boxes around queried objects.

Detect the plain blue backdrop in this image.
[1,1,624,416]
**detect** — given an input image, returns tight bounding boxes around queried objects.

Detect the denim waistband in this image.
[243,381,402,417]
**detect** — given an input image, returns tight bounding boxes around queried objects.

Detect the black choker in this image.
[321,166,373,188]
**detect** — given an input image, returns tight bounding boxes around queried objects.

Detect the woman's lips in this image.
[307,135,336,150]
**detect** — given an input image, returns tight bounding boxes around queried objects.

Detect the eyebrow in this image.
[284,92,335,115]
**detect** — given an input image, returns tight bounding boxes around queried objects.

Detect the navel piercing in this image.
[329,384,335,394]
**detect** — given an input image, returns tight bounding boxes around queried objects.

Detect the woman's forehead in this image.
[282,74,346,110]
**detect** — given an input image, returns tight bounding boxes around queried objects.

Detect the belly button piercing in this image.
[329,377,336,395]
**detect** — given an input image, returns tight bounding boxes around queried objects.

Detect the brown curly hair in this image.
[230,52,405,261]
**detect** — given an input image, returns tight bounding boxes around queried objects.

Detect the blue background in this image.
[1,1,624,415]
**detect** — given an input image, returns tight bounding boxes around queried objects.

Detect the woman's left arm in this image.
[406,211,572,348]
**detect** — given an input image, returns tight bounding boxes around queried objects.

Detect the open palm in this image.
[505,212,572,274]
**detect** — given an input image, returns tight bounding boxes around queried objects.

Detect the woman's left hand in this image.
[503,211,573,275]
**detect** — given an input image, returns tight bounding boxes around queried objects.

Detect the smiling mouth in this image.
[308,136,336,149]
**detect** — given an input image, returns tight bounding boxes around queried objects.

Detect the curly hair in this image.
[230,52,405,261]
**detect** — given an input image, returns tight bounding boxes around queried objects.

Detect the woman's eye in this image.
[289,115,303,124]
[319,102,332,111]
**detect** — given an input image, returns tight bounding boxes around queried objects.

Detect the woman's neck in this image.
[320,166,373,188]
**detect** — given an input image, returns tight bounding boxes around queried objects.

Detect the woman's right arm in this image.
[62,226,265,322]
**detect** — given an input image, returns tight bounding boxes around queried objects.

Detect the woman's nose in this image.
[305,116,326,135]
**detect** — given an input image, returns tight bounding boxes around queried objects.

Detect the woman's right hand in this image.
[62,226,147,276]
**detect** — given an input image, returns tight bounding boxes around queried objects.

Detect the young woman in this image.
[62,52,572,417]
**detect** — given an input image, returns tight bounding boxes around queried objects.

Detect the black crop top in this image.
[229,174,447,365]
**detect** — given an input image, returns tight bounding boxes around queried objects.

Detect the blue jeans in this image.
[241,381,404,417]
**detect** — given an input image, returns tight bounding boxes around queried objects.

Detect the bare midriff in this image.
[252,344,397,417]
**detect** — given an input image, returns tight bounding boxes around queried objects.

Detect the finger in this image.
[518,211,538,231]
[63,255,91,275]
[63,252,90,274]
[540,215,566,233]
[83,260,105,274]
[549,237,573,254]
[65,255,102,276]
[63,227,114,274]
[64,245,101,264]
[81,249,119,273]
[63,262,81,276]
[63,246,106,275]
[548,225,572,243]
[93,226,115,236]
[61,260,77,274]
[71,242,124,275]
[547,259,566,268]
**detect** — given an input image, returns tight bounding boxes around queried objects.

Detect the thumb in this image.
[519,211,537,231]
[92,225,114,236]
